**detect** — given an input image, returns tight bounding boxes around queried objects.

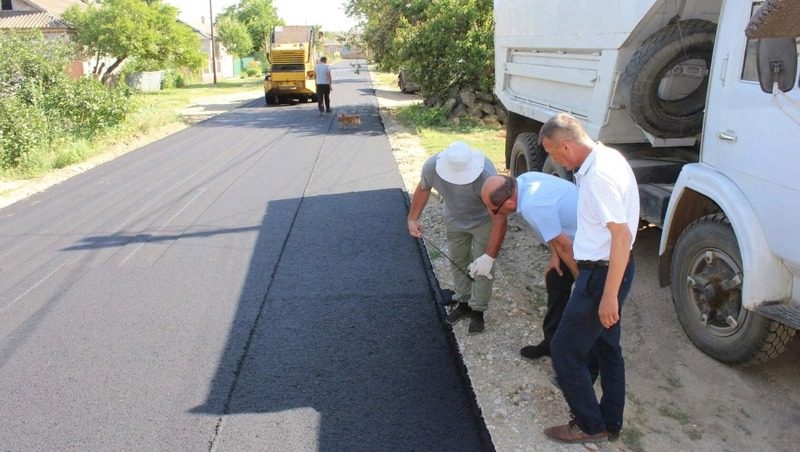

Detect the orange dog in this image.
[337,113,361,129]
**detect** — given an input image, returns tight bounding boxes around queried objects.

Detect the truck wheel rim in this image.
[685,247,745,337]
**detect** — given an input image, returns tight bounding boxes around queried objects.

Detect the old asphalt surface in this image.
[0,62,493,450]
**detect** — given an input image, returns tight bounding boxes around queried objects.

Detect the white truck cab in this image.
[495,0,799,364]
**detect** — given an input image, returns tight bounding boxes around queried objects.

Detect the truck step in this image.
[638,183,673,227]
[627,158,685,185]
[756,302,800,330]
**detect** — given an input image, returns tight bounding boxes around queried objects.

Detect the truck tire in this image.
[670,214,795,365]
[509,132,545,176]
[542,155,573,182]
[621,19,716,138]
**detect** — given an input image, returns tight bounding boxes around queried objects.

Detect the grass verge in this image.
[393,99,505,171]
[1,78,263,181]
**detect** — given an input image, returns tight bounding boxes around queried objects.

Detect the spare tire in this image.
[621,19,717,138]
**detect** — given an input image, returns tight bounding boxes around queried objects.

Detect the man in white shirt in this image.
[539,113,639,444]
[314,56,332,114]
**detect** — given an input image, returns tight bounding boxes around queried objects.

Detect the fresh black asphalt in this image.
[0,62,493,451]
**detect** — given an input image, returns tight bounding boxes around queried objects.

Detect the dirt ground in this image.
[374,76,800,452]
[3,76,798,452]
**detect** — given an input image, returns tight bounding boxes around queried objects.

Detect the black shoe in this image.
[608,430,620,442]
[326,109,332,113]
[446,303,472,325]
[468,311,485,334]
[439,289,458,306]
[520,342,550,361]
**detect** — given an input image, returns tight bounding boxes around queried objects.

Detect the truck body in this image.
[264,25,318,105]
[495,0,800,364]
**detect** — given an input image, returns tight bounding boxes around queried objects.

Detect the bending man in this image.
[407,141,497,334]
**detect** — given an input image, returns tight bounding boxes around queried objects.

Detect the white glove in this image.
[468,254,495,279]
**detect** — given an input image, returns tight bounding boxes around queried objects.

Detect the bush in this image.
[245,67,259,77]
[44,77,131,138]
[0,32,134,171]
[0,31,73,101]
[0,96,52,170]
[161,69,186,89]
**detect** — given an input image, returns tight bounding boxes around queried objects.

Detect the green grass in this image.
[418,126,505,170]
[394,104,506,171]
[658,403,690,425]
[134,78,263,113]
[372,71,398,89]
[621,427,646,452]
[370,68,505,170]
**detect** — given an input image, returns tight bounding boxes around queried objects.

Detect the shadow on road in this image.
[55,188,491,450]
[188,190,491,450]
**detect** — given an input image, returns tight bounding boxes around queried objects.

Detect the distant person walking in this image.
[315,56,332,114]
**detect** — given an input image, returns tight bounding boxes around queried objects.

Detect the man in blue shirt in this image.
[474,173,580,359]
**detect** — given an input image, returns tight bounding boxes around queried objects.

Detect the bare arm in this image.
[407,182,431,237]
[548,233,578,278]
[598,222,633,328]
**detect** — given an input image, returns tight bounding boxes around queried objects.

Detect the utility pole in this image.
[209,0,217,84]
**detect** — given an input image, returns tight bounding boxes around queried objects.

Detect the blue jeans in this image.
[550,259,635,435]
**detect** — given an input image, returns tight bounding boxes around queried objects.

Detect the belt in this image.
[577,259,609,269]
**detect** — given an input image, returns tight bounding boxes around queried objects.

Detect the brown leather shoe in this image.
[544,422,608,444]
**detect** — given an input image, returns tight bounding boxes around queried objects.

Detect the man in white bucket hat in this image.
[407,141,498,334]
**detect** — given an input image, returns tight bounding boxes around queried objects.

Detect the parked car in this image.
[398,69,420,93]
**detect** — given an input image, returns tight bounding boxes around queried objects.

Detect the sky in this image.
[164,0,358,32]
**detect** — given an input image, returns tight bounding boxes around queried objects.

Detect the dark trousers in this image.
[544,261,599,382]
[542,261,575,346]
[550,258,635,435]
[316,84,331,112]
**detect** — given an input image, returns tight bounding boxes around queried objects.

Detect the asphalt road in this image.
[0,62,493,451]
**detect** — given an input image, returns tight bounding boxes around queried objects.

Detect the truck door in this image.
[701,1,800,265]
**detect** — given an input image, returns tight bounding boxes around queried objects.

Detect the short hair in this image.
[320,56,327,63]
[489,175,516,206]
[538,112,590,146]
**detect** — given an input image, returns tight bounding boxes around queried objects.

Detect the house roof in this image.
[0,10,70,30]
[0,0,86,31]
[746,0,800,38]
[26,0,86,17]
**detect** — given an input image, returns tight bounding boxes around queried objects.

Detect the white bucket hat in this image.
[435,141,485,185]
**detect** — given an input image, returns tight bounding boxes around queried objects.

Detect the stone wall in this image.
[423,86,508,127]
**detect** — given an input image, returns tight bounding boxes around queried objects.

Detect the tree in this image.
[216,16,253,70]
[344,0,426,70]
[336,28,366,59]
[396,0,494,94]
[218,0,280,55]
[344,0,493,96]
[64,0,205,83]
